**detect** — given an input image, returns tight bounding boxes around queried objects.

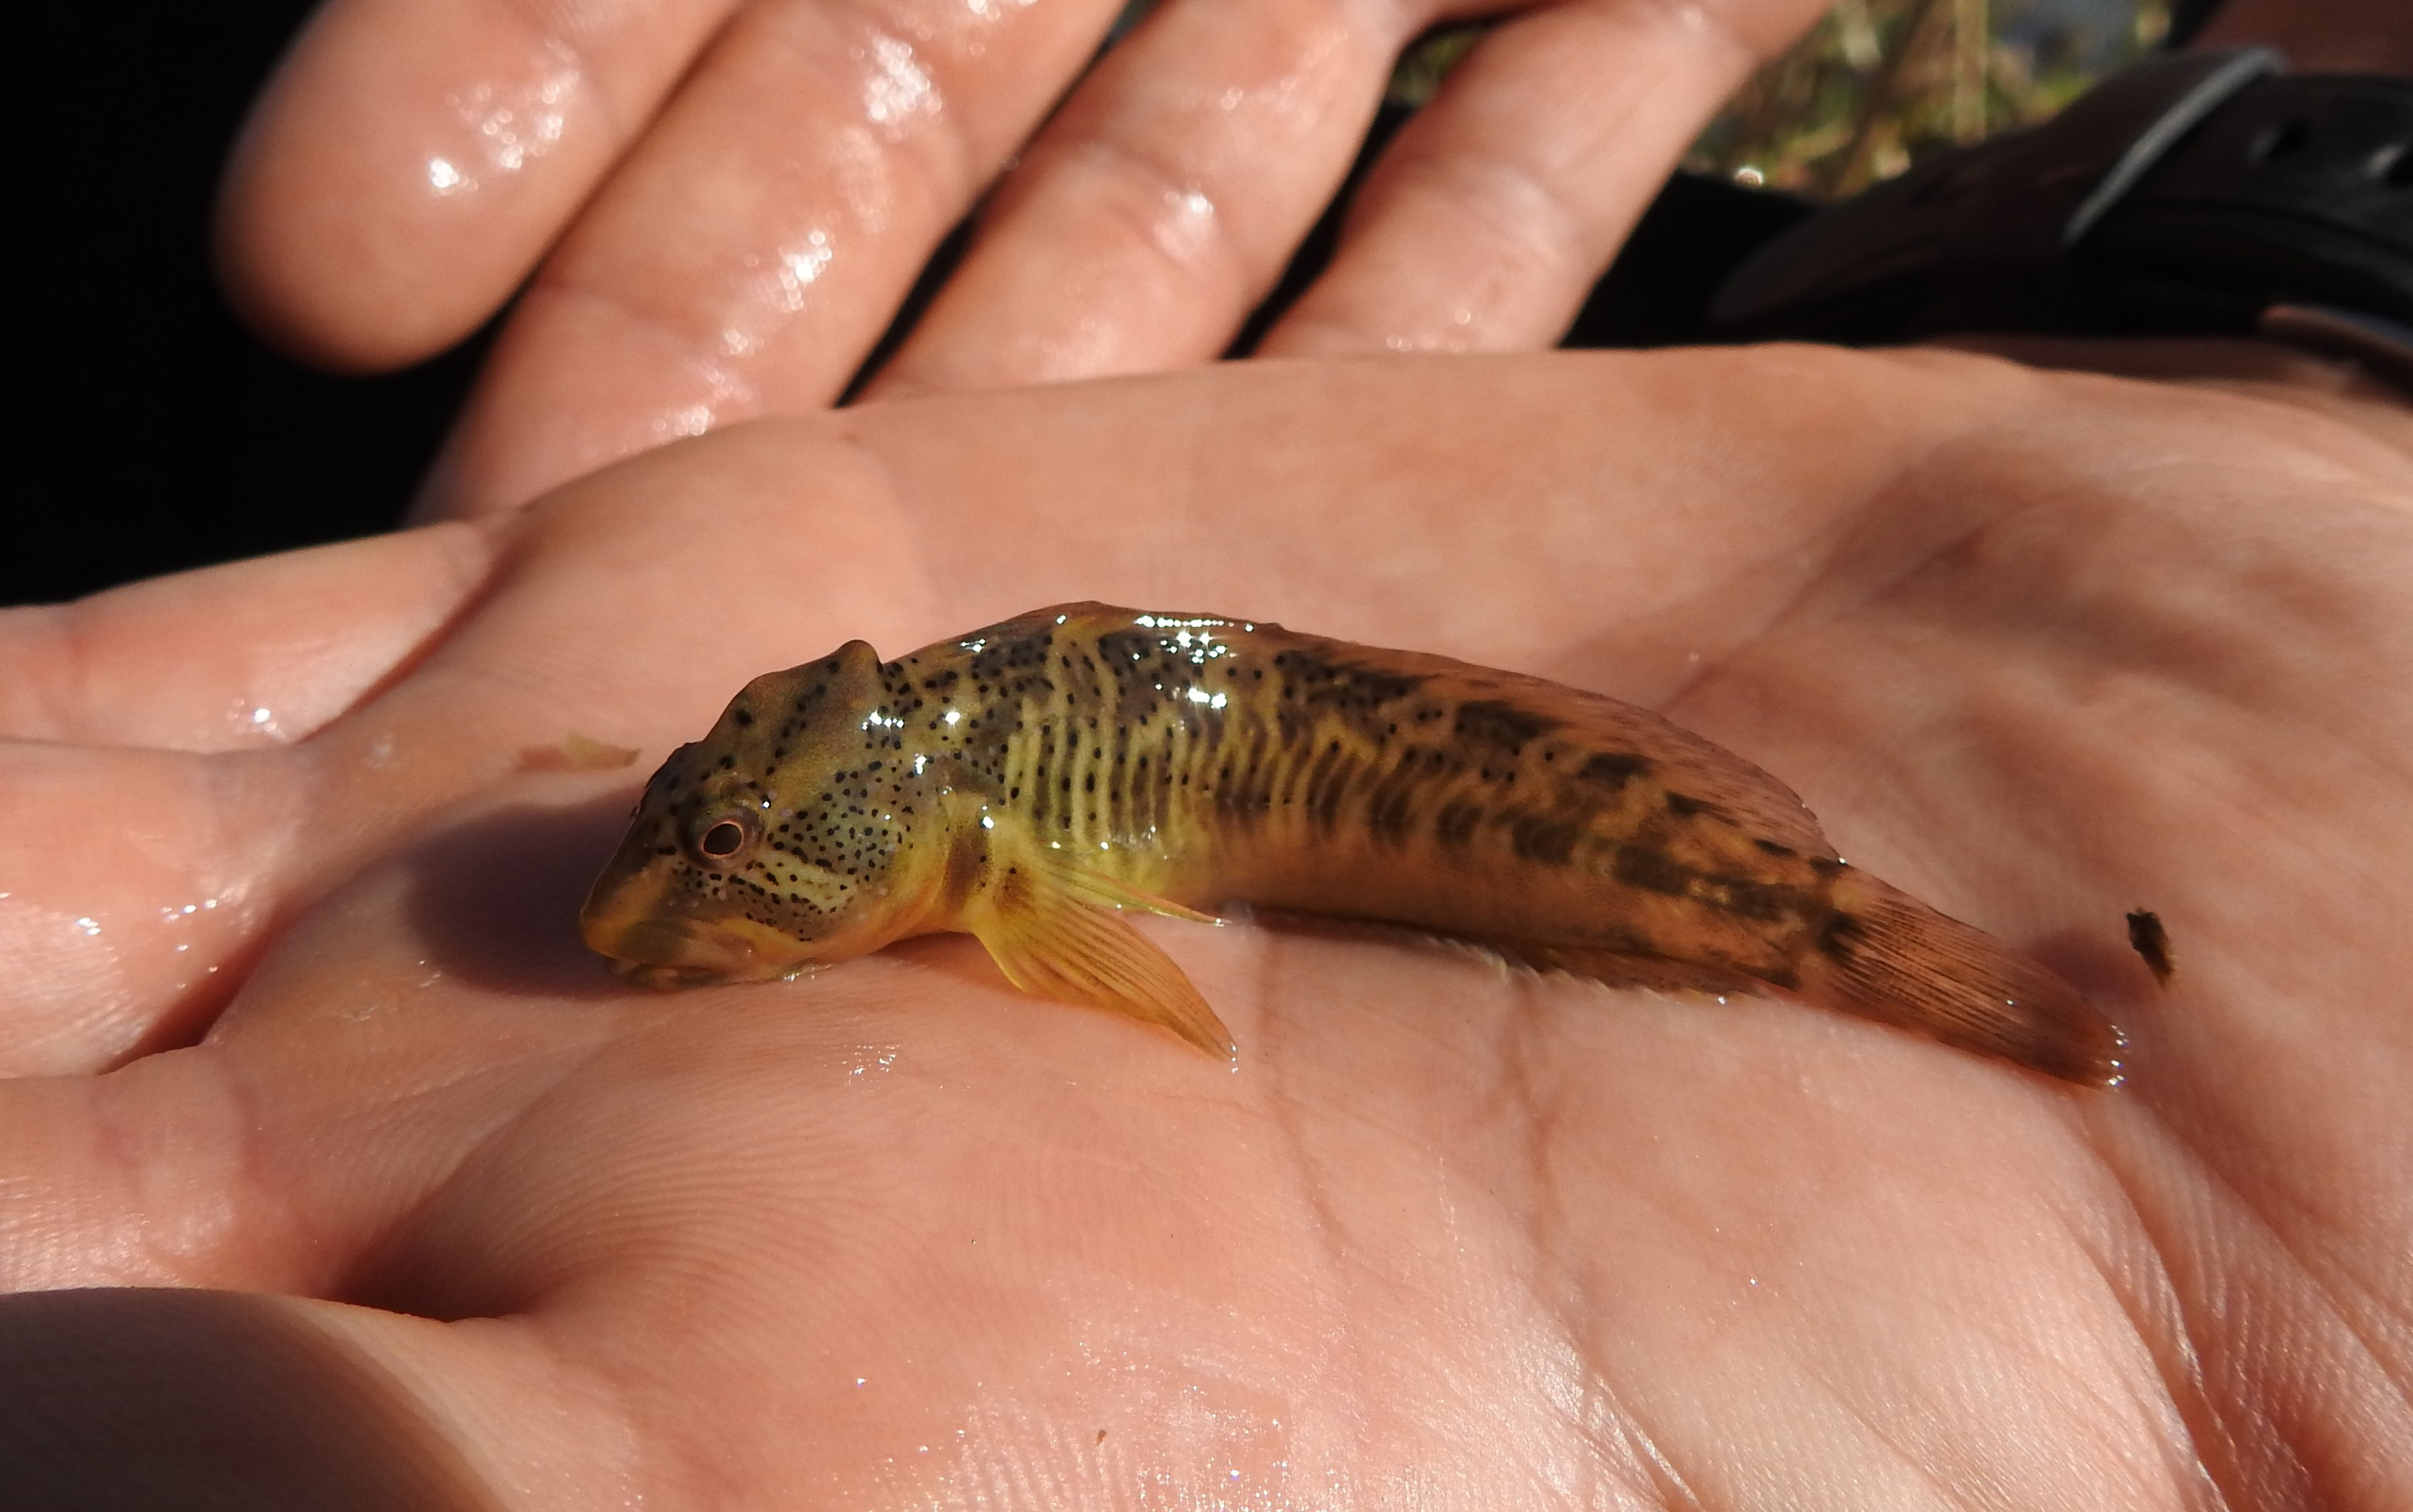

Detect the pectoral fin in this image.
[1042,851,1222,925]
[964,846,1234,1058]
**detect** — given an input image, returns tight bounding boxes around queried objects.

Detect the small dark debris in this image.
[2127,909,2176,987]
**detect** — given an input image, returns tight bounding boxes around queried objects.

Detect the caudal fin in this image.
[1799,873,2125,1086]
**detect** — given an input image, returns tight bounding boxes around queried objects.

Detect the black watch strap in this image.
[1706,50,2413,382]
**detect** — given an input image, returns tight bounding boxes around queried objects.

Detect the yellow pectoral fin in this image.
[966,850,1235,1059]
[1040,848,1222,925]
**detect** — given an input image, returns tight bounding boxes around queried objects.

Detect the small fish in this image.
[581,605,2123,1084]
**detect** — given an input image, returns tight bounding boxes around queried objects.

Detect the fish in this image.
[581,604,2123,1084]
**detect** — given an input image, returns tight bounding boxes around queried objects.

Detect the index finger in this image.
[217,0,741,370]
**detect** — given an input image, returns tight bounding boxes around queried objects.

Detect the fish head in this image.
[580,639,935,986]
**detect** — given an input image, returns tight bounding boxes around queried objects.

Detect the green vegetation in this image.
[1393,1,2174,201]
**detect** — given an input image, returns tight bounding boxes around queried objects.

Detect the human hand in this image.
[6,347,2409,1505]
[213,0,1828,517]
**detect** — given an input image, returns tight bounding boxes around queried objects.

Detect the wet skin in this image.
[2,351,2410,1507]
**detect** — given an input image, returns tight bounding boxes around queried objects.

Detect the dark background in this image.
[20,2,489,608]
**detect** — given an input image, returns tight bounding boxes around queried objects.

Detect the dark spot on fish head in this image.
[584,637,925,970]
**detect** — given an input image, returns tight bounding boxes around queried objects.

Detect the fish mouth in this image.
[579,902,818,988]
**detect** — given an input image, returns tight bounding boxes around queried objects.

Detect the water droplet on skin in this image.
[227,697,284,740]
[437,42,578,190]
[657,404,714,440]
[860,35,939,129]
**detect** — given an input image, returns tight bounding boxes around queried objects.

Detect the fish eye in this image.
[686,810,758,870]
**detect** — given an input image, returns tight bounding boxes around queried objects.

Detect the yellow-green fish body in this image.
[582,604,2121,1083]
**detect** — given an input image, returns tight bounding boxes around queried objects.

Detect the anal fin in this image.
[1494,940,1773,1000]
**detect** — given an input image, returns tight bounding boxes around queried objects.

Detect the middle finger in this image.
[863,0,1426,396]
[426,0,1126,519]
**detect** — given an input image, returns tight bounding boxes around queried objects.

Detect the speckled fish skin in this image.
[581,603,2123,1084]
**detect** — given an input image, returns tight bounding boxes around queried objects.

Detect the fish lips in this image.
[578,882,818,988]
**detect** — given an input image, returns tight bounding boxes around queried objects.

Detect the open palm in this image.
[5,348,2408,1508]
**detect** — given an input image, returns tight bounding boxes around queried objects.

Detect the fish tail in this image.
[1799,873,2125,1086]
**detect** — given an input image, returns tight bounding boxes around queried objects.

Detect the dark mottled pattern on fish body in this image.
[582,605,2124,1084]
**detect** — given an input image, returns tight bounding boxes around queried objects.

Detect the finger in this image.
[217,0,743,371]
[0,426,937,1077]
[0,1290,605,1512]
[419,0,1127,519]
[0,1052,276,1290]
[0,743,302,1076]
[861,0,1420,397]
[0,526,492,752]
[1261,0,1824,357]
[0,865,631,1294]
[0,526,492,1076]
